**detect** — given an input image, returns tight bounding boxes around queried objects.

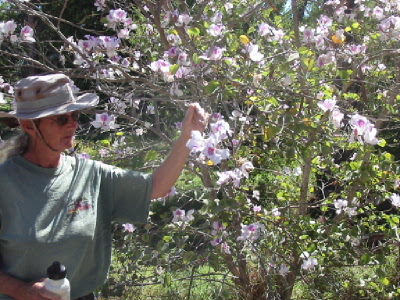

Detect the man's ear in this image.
[20,119,37,136]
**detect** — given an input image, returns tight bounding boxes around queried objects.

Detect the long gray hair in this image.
[0,130,29,163]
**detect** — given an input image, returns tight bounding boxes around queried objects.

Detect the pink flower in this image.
[122,223,136,233]
[237,223,264,241]
[117,28,130,39]
[202,138,230,165]
[253,205,262,212]
[207,24,225,37]
[372,6,384,20]
[20,26,35,42]
[258,23,272,36]
[2,21,17,35]
[210,119,231,141]
[177,51,189,65]
[331,109,344,128]
[317,99,337,112]
[186,130,205,153]
[94,0,106,11]
[211,237,222,246]
[149,59,171,73]
[303,28,314,43]
[216,169,242,188]
[349,114,379,145]
[175,13,192,27]
[200,46,225,61]
[172,209,194,223]
[91,113,119,131]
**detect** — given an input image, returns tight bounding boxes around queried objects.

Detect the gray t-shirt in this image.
[0,155,152,299]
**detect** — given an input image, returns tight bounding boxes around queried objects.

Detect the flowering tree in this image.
[1,0,400,298]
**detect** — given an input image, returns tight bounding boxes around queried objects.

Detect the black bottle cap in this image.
[47,261,67,280]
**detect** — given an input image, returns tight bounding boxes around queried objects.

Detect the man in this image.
[0,74,207,300]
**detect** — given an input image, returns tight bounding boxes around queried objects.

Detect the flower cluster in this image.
[105,9,137,39]
[317,99,378,145]
[172,209,194,223]
[0,21,35,45]
[186,115,231,165]
[333,199,357,217]
[237,222,265,241]
[216,161,254,188]
[210,221,230,254]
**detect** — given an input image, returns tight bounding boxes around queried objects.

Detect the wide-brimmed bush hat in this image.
[0,73,99,119]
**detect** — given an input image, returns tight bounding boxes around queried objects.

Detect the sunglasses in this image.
[48,111,80,126]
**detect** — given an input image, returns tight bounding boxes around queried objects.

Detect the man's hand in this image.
[181,103,209,139]
[18,280,62,300]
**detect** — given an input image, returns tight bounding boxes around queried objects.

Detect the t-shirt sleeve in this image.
[99,163,153,224]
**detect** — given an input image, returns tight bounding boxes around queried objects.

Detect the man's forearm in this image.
[150,133,191,199]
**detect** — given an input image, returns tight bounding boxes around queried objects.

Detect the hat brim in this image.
[0,93,99,119]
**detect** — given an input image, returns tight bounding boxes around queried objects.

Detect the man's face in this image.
[35,111,79,152]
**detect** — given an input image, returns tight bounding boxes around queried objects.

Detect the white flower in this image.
[390,193,400,208]
[300,252,318,270]
[301,257,318,270]
[271,208,281,217]
[279,264,290,276]
[246,43,264,62]
[0,93,5,104]
[334,199,348,214]
[240,161,254,178]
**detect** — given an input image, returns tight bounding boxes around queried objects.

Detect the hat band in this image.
[16,86,77,114]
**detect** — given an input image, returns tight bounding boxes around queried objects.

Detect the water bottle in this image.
[44,261,71,300]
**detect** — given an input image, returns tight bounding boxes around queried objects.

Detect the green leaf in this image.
[205,81,220,94]
[163,274,172,287]
[209,254,220,271]
[360,253,370,265]
[192,53,200,64]
[378,139,386,147]
[163,235,172,242]
[169,64,180,75]
[99,139,111,147]
[183,251,196,263]
[142,234,150,243]
[376,267,386,279]
[187,27,200,37]
[157,240,166,251]
[144,150,159,162]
